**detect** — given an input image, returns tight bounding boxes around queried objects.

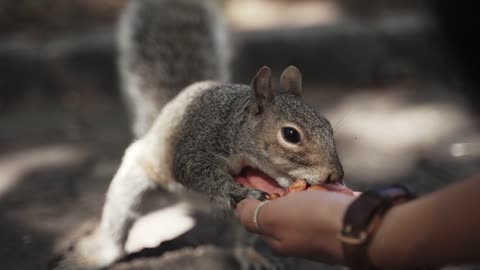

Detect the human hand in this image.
[234,190,356,265]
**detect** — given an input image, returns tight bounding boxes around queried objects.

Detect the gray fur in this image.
[172,84,263,203]
[173,82,343,202]
[118,0,230,137]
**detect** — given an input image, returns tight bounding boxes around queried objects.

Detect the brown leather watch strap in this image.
[339,185,415,270]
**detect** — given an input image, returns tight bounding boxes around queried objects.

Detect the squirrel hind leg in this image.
[52,141,159,270]
[51,229,124,270]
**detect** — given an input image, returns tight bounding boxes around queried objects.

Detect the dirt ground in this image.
[0,3,479,270]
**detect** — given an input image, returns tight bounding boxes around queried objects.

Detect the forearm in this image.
[369,175,480,269]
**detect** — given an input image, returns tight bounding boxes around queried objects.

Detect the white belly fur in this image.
[136,81,220,185]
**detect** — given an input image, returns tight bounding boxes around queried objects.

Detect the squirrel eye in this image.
[282,127,301,144]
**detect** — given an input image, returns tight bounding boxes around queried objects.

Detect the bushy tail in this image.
[117,0,230,138]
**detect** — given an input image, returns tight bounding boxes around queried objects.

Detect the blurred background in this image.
[0,0,478,269]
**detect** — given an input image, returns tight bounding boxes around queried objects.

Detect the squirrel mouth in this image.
[234,167,352,196]
[234,167,287,196]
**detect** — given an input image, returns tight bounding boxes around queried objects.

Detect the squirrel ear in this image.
[250,66,274,115]
[280,65,302,97]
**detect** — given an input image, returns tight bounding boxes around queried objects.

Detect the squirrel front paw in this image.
[244,189,269,201]
[229,189,269,208]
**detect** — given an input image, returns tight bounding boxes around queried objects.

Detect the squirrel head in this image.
[247,66,343,188]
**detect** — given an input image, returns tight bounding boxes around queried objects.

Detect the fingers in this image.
[234,191,357,239]
[234,199,261,233]
[234,199,275,236]
[234,199,285,254]
[234,191,356,263]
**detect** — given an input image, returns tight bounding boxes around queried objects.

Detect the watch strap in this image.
[339,185,415,270]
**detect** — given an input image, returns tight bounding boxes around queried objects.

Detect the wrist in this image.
[339,185,415,270]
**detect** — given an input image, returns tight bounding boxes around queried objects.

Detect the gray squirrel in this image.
[55,0,344,269]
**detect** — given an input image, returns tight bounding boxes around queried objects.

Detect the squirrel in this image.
[54,0,344,269]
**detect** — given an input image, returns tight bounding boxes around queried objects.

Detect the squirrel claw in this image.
[245,190,269,202]
[229,190,269,209]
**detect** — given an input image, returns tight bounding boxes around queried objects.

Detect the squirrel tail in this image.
[117,0,230,138]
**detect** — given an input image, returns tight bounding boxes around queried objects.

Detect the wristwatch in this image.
[338,184,415,270]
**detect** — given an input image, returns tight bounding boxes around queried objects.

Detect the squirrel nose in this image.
[325,168,344,185]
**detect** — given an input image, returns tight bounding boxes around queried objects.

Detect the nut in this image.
[266,193,281,200]
[284,179,308,195]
